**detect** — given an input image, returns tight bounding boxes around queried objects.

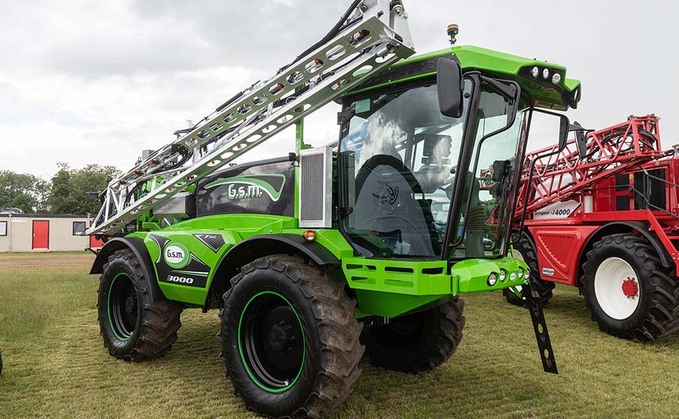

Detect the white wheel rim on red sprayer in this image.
[594,257,640,320]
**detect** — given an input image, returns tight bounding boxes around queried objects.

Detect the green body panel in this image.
[306,229,354,260]
[343,258,454,295]
[134,214,297,305]
[161,214,297,234]
[130,207,529,317]
[344,256,528,317]
[132,212,354,307]
[141,230,233,305]
[353,292,445,318]
[347,45,580,110]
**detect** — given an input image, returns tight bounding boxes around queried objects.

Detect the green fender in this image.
[202,234,341,311]
[90,237,165,302]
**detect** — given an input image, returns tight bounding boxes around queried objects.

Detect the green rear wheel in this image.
[107,273,138,341]
[98,249,183,361]
[361,297,465,372]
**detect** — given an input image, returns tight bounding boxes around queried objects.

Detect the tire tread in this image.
[97,249,182,361]
[582,233,679,341]
[220,255,363,418]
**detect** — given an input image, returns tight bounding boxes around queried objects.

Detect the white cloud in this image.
[0,0,678,183]
[0,64,268,178]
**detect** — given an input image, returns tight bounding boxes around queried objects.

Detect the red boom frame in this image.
[516,115,663,218]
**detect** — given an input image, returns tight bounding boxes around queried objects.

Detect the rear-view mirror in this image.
[558,115,570,152]
[571,121,588,159]
[526,110,570,154]
[437,58,463,118]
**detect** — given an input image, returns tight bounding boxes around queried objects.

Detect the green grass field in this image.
[1,252,679,418]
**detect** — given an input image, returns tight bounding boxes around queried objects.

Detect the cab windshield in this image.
[338,78,522,260]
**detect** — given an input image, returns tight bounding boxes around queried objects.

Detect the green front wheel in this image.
[220,255,364,418]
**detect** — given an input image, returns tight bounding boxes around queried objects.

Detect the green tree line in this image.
[0,163,120,215]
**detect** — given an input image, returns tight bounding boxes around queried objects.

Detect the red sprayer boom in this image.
[516,115,663,219]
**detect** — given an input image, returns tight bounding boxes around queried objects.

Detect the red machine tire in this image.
[582,233,679,341]
[503,234,555,307]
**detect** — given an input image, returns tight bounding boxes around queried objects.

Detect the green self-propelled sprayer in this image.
[86,0,581,417]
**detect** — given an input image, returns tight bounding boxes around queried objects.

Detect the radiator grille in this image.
[299,147,331,228]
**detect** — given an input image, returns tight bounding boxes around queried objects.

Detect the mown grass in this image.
[1,252,679,418]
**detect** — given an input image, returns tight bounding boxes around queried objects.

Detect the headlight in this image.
[510,272,517,281]
[542,68,550,79]
[551,73,562,84]
[531,66,539,78]
[499,269,507,282]
[518,267,524,279]
[487,272,498,286]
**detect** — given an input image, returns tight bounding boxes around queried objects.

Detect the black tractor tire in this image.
[503,234,555,307]
[220,255,364,418]
[98,249,183,361]
[361,297,465,372]
[582,233,679,341]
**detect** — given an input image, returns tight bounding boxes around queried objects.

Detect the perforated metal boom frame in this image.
[88,0,414,236]
[515,115,663,219]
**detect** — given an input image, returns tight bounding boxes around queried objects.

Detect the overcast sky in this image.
[1,0,678,180]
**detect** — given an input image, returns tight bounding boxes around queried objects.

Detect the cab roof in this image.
[347,45,581,111]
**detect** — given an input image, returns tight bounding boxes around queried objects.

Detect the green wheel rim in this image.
[237,291,306,393]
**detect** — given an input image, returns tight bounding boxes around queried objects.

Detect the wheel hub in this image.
[108,273,138,341]
[622,278,639,298]
[268,321,295,352]
[594,256,641,320]
[238,292,305,392]
[125,296,136,315]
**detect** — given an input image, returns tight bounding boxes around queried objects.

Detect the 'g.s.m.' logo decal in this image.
[204,174,286,202]
[150,235,210,288]
[164,243,190,269]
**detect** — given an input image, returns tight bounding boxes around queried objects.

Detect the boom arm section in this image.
[515,115,663,219]
[88,0,415,236]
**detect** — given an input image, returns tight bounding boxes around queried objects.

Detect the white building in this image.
[0,214,103,252]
